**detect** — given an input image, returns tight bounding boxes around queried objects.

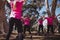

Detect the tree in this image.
[45,0,58,32]
[57,0,60,8]
[51,0,57,16]
[45,0,51,16]
[0,0,9,34]
[23,0,45,30]
[45,0,58,16]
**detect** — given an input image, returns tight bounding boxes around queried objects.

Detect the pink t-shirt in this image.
[15,1,23,19]
[38,19,43,25]
[10,1,23,20]
[24,17,30,25]
[47,16,55,25]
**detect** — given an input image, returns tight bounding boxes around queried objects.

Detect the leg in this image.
[24,25,26,34]
[27,25,32,39]
[41,25,43,33]
[15,24,17,30]
[16,19,23,40]
[59,26,60,33]
[38,25,40,33]
[47,25,50,33]
[28,26,31,34]
[51,25,54,34]
[23,25,26,38]
[58,23,60,33]
[5,18,14,40]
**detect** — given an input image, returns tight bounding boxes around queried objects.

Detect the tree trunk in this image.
[0,0,9,33]
[45,0,58,32]
[51,0,58,32]
[45,0,51,16]
[51,0,57,16]
[51,0,58,24]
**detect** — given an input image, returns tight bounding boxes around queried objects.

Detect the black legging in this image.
[38,25,43,33]
[58,23,60,33]
[5,17,23,40]
[47,25,54,33]
[24,25,31,34]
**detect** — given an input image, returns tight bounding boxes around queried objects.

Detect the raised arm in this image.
[7,0,10,3]
[23,0,27,4]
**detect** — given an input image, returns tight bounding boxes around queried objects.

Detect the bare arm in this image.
[7,0,10,3]
[23,0,27,5]
[12,0,16,10]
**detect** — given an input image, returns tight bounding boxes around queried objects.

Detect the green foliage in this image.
[23,0,45,30]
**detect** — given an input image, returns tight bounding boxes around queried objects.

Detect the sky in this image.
[40,0,60,16]
[7,0,60,16]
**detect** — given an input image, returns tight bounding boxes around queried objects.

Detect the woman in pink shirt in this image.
[23,15,31,35]
[5,0,26,40]
[38,17,43,35]
[47,16,55,34]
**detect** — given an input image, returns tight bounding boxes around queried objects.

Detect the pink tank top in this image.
[15,1,23,19]
[10,1,23,20]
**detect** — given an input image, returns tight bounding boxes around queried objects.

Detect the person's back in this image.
[15,1,24,19]
[47,17,53,25]
[8,0,24,19]
[5,0,26,40]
